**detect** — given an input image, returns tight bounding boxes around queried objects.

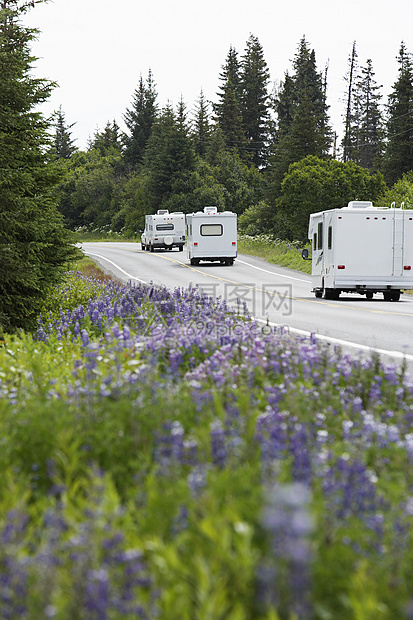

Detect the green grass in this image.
[238,235,312,274]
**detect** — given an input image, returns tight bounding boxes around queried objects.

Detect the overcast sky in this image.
[23,0,413,151]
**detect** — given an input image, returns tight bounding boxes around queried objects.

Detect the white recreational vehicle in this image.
[186,207,237,265]
[302,201,413,301]
[141,210,186,252]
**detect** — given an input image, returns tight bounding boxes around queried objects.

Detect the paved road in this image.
[81,242,413,371]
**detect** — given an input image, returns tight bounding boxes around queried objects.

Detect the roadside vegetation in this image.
[238,235,312,274]
[0,261,413,618]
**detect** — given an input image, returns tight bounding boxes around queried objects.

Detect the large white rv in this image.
[141,210,186,252]
[186,207,237,265]
[303,201,413,301]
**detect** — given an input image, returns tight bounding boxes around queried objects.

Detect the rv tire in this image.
[315,290,323,298]
[179,246,183,252]
[150,244,154,252]
[324,288,340,300]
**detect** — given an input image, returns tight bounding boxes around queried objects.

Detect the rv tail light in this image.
[194,242,198,246]
[337,265,345,269]
[404,265,412,270]
[232,241,236,245]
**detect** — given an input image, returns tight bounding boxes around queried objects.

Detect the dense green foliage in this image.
[0,0,76,332]
[273,156,388,241]
[375,170,413,208]
[0,270,412,618]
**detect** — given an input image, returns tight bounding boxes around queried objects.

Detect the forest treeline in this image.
[53,35,413,241]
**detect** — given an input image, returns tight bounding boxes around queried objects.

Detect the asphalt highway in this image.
[81,242,413,373]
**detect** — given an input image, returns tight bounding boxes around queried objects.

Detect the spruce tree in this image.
[89,120,122,155]
[342,41,358,162]
[239,34,271,167]
[214,46,247,158]
[192,89,211,157]
[0,0,76,331]
[123,69,157,168]
[144,102,196,211]
[266,37,332,199]
[214,78,247,156]
[382,42,413,185]
[52,105,77,159]
[216,45,242,103]
[353,59,383,170]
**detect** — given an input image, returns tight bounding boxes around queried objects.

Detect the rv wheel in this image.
[315,290,323,298]
[324,288,340,300]
[366,292,373,300]
[179,246,183,252]
[150,244,154,252]
[392,290,400,301]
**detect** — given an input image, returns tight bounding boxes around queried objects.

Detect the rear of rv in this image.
[141,210,186,251]
[186,207,237,265]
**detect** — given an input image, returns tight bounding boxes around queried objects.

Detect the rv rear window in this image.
[317,222,323,250]
[200,224,223,236]
[156,224,174,231]
[328,225,332,250]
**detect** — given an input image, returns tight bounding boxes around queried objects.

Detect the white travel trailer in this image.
[302,201,413,301]
[141,210,186,252]
[186,207,237,265]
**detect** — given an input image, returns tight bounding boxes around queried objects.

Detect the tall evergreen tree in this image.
[341,44,383,170]
[52,105,77,159]
[192,89,211,157]
[239,34,271,167]
[123,69,157,168]
[353,59,384,170]
[274,72,295,140]
[342,41,358,162]
[214,46,246,158]
[144,102,196,211]
[0,0,76,331]
[291,38,330,143]
[266,37,332,199]
[382,42,413,185]
[214,78,247,156]
[216,45,242,103]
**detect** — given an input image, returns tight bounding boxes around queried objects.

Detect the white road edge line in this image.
[83,251,148,284]
[236,258,311,283]
[253,316,413,364]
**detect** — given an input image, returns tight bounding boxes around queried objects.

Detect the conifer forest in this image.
[50,30,413,241]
